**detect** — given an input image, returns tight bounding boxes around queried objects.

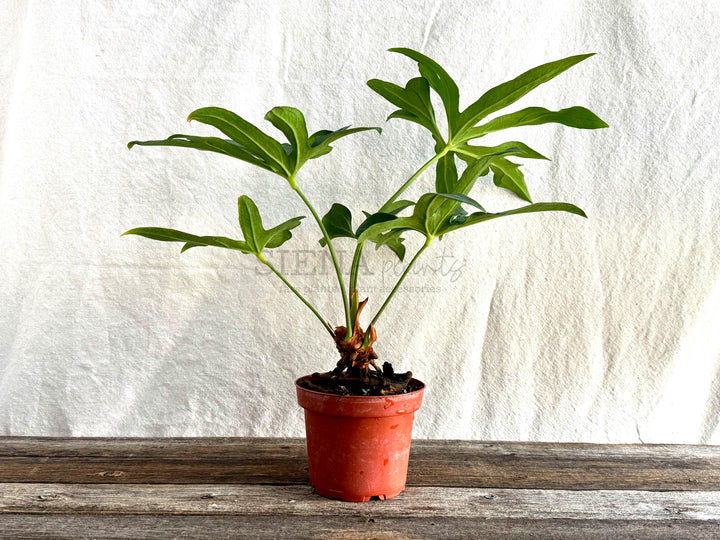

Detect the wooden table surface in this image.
[1,437,719,539]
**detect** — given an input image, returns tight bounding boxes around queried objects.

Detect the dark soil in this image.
[298,362,420,396]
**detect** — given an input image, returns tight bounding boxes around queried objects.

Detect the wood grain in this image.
[1,437,719,490]
[1,437,719,538]
[2,514,718,540]
[1,484,718,539]
[1,484,719,520]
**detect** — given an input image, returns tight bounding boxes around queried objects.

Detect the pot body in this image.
[295,376,425,502]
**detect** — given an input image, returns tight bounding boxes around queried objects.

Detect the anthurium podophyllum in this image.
[124,48,607,395]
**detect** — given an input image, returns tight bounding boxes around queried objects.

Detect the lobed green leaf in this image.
[187,107,291,177]
[440,202,587,236]
[389,47,461,136]
[127,134,274,172]
[367,77,442,142]
[454,140,549,162]
[435,152,459,194]
[121,227,252,253]
[237,195,304,253]
[456,53,596,136]
[490,158,532,203]
[460,106,608,142]
[372,229,406,261]
[307,126,382,161]
[319,203,355,246]
[264,106,310,174]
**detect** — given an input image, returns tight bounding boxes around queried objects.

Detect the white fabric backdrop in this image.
[1,0,719,442]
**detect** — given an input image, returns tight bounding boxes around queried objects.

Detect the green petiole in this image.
[257,253,334,338]
[289,177,352,336]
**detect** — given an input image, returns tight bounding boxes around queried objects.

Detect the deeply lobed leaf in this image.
[367,77,443,143]
[306,125,382,162]
[455,53,597,136]
[122,196,303,257]
[440,202,587,236]
[490,158,532,203]
[127,134,275,172]
[319,203,407,261]
[460,106,608,143]
[121,227,253,254]
[237,195,304,254]
[188,107,292,177]
[264,106,310,175]
[389,47,461,137]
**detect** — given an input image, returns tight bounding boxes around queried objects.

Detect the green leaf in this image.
[445,147,519,197]
[435,152,459,193]
[264,106,310,174]
[237,196,266,253]
[386,109,424,125]
[359,198,587,245]
[355,212,398,238]
[265,216,305,249]
[490,158,532,203]
[383,199,415,215]
[388,151,511,238]
[356,215,416,243]
[359,145,551,242]
[416,192,458,238]
[353,212,407,261]
[317,206,407,259]
[319,203,355,246]
[460,106,609,142]
[435,193,486,212]
[237,195,304,254]
[127,134,274,172]
[452,141,549,202]
[454,141,549,162]
[122,227,252,253]
[420,150,519,237]
[439,202,587,236]
[307,126,382,160]
[389,48,460,136]
[317,204,405,247]
[456,53,596,136]
[372,229,406,261]
[187,107,291,177]
[367,77,442,142]
[359,193,440,241]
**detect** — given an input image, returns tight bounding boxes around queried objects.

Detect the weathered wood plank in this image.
[4,437,719,461]
[0,437,303,458]
[411,440,720,491]
[1,514,719,540]
[1,438,719,490]
[1,484,719,522]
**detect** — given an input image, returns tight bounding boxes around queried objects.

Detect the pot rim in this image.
[295,374,425,418]
[294,375,425,397]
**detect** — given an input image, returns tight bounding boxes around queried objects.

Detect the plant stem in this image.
[348,240,365,302]
[350,149,447,300]
[257,253,334,338]
[379,149,447,212]
[363,237,432,345]
[289,178,352,333]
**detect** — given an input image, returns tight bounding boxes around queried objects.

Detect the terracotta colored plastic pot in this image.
[295,375,425,502]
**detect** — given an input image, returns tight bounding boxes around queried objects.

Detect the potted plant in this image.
[124,47,607,501]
